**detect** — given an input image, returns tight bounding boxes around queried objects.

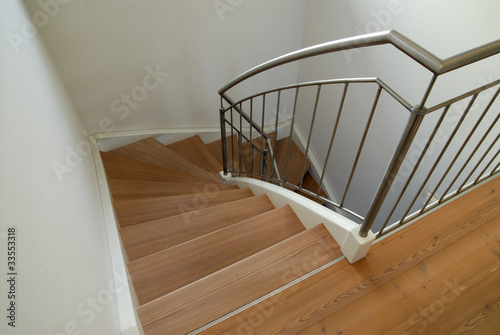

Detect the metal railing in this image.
[218,30,500,238]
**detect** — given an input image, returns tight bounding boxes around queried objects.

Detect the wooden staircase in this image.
[100,135,341,334]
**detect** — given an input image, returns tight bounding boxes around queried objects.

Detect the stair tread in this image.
[100,151,211,183]
[137,223,341,335]
[108,179,238,200]
[206,134,244,172]
[129,205,306,305]
[276,137,311,186]
[114,188,254,227]
[167,135,223,178]
[120,194,275,261]
[111,137,216,181]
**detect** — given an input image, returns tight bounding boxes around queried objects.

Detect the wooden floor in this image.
[201,175,500,335]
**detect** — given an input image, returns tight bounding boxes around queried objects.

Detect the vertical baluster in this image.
[271,90,282,180]
[341,86,382,208]
[318,83,349,197]
[439,91,499,199]
[260,94,267,176]
[284,87,300,184]
[379,105,450,235]
[459,131,500,191]
[299,85,322,190]
[238,102,243,176]
[229,106,235,172]
[220,105,228,176]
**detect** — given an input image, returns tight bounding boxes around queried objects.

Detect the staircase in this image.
[96,31,500,334]
[100,135,341,334]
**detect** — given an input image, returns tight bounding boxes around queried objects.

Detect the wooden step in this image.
[241,132,277,176]
[201,175,500,334]
[296,172,328,204]
[120,194,276,261]
[129,205,306,305]
[100,151,210,183]
[137,223,342,335]
[114,188,254,227]
[167,135,223,178]
[111,137,216,181]
[206,134,244,172]
[107,179,237,200]
[276,137,311,186]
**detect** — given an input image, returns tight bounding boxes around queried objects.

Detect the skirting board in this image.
[89,136,144,335]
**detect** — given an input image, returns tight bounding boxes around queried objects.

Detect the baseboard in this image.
[89,136,144,335]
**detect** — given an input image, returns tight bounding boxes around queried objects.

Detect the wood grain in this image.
[206,134,244,172]
[111,137,216,181]
[108,179,237,200]
[114,188,254,227]
[100,151,210,183]
[167,135,223,178]
[201,176,500,334]
[447,296,500,335]
[298,216,500,335]
[129,205,306,305]
[120,194,276,261]
[137,223,342,335]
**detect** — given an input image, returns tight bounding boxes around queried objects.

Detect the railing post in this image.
[261,148,268,181]
[358,105,426,237]
[219,107,229,176]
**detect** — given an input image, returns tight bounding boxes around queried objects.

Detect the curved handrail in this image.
[221,77,413,112]
[219,30,500,95]
[218,30,500,240]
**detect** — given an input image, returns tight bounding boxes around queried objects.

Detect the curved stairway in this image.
[100,135,341,335]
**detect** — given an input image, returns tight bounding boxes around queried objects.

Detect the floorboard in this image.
[201,176,500,334]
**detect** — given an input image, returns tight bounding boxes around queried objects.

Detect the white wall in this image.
[296,0,500,231]
[21,0,307,135]
[0,1,118,334]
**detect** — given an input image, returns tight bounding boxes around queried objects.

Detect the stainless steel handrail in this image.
[219,30,500,95]
[218,30,500,239]
[221,78,413,112]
